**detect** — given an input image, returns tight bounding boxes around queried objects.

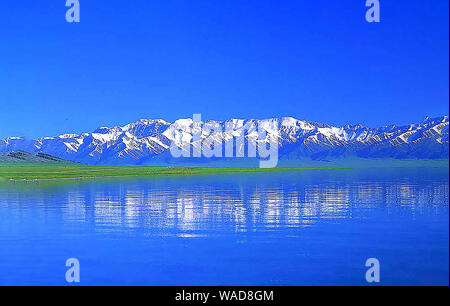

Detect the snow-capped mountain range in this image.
[1,116,448,165]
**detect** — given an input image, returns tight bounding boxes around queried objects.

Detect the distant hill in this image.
[0,116,448,165]
[0,150,79,165]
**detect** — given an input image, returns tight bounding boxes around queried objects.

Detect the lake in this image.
[0,167,448,285]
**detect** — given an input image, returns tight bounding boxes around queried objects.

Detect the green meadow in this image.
[0,163,336,182]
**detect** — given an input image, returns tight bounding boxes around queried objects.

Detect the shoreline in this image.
[2,167,340,183]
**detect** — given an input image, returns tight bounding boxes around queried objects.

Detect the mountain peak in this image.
[422,115,449,125]
[136,118,170,125]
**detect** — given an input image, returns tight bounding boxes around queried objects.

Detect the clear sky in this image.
[0,0,448,138]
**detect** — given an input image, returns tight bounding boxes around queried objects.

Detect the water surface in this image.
[0,168,448,285]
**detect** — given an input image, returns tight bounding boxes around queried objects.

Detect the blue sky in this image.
[0,0,448,138]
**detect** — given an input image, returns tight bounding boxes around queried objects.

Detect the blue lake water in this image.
[0,168,448,286]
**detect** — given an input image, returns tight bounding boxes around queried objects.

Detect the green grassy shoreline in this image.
[0,164,338,182]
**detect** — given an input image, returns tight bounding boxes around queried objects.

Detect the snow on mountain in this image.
[0,116,448,165]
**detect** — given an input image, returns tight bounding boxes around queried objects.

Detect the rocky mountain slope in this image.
[1,116,448,165]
